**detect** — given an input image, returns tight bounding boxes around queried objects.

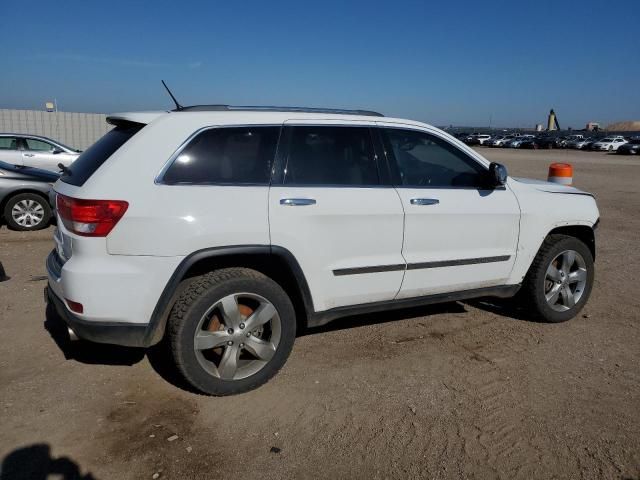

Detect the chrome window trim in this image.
[154,124,283,186]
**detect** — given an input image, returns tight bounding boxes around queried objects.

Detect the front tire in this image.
[521,234,594,323]
[167,268,296,395]
[4,193,52,231]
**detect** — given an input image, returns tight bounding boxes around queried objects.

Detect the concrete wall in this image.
[0,109,111,150]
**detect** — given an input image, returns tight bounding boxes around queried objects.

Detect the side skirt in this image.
[306,284,521,328]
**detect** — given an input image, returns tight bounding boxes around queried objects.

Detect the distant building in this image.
[535,124,543,131]
[586,122,600,131]
[547,109,560,131]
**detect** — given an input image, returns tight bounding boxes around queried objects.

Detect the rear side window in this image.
[25,138,54,151]
[283,126,379,186]
[162,126,280,185]
[382,128,486,188]
[61,124,143,186]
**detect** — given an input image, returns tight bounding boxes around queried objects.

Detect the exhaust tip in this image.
[67,327,79,342]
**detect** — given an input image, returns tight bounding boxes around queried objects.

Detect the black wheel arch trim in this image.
[143,245,314,347]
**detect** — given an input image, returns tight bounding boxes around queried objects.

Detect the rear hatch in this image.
[52,115,152,266]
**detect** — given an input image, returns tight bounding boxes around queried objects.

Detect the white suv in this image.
[45,106,599,395]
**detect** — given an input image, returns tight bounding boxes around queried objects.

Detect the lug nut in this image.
[239,343,245,348]
[239,323,245,329]
[227,340,233,346]
[227,328,234,334]
[246,333,251,337]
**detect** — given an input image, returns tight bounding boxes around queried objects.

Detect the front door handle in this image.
[280,198,316,206]
[410,198,439,206]
[23,153,35,157]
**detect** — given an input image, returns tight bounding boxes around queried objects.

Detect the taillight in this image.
[56,194,128,237]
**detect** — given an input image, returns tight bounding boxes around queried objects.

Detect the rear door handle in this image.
[23,153,35,157]
[410,198,439,206]
[280,198,316,206]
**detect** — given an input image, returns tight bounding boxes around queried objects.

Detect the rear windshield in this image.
[60,123,143,186]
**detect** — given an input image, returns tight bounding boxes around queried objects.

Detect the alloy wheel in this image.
[193,293,281,380]
[11,199,45,228]
[544,250,588,312]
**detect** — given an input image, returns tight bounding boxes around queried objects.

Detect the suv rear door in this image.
[378,124,520,298]
[269,120,405,312]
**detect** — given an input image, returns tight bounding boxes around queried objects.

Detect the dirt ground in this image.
[1,148,639,480]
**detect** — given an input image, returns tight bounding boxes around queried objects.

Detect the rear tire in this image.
[520,234,594,323]
[4,193,51,231]
[167,268,296,395]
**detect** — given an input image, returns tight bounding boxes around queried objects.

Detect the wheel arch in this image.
[1,188,51,218]
[144,245,314,346]
[547,224,596,260]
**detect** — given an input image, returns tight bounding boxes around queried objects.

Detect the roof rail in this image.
[174,105,384,117]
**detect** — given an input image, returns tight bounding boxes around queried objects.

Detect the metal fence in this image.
[0,109,111,150]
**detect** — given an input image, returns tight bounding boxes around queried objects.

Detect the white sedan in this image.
[591,136,627,151]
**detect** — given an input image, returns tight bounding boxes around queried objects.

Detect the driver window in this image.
[382,128,486,188]
[25,138,55,152]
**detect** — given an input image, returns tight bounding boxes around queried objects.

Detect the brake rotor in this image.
[206,303,253,330]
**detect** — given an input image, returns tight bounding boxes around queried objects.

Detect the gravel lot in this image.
[1,149,638,480]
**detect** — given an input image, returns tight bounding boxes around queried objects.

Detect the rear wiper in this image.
[58,163,72,176]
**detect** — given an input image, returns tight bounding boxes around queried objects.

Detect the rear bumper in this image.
[45,243,184,346]
[46,283,151,347]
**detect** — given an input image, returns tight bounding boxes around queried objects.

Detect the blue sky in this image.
[1,0,638,128]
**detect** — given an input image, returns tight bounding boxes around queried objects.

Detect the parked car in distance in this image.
[463,133,492,145]
[591,136,627,151]
[45,105,599,396]
[563,135,582,148]
[519,137,542,149]
[487,135,516,147]
[0,160,58,230]
[507,135,535,148]
[616,138,640,155]
[0,134,81,172]
[535,136,564,149]
[569,137,594,149]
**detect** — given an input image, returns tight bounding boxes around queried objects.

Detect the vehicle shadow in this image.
[463,296,535,322]
[44,303,146,366]
[44,302,197,393]
[0,443,96,480]
[43,295,533,395]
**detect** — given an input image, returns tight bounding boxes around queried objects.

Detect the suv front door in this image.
[269,121,405,312]
[378,125,520,299]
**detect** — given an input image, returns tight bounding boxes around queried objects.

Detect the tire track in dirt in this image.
[422,314,558,479]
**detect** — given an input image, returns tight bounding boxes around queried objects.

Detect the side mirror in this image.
[489,162,508,187]
[52,148,63,154]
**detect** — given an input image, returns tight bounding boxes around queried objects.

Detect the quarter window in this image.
[284,126,379,186]
[382,128,487,188]
[162,127,280,185]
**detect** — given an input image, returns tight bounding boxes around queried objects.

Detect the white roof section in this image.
[106,109,432,130]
